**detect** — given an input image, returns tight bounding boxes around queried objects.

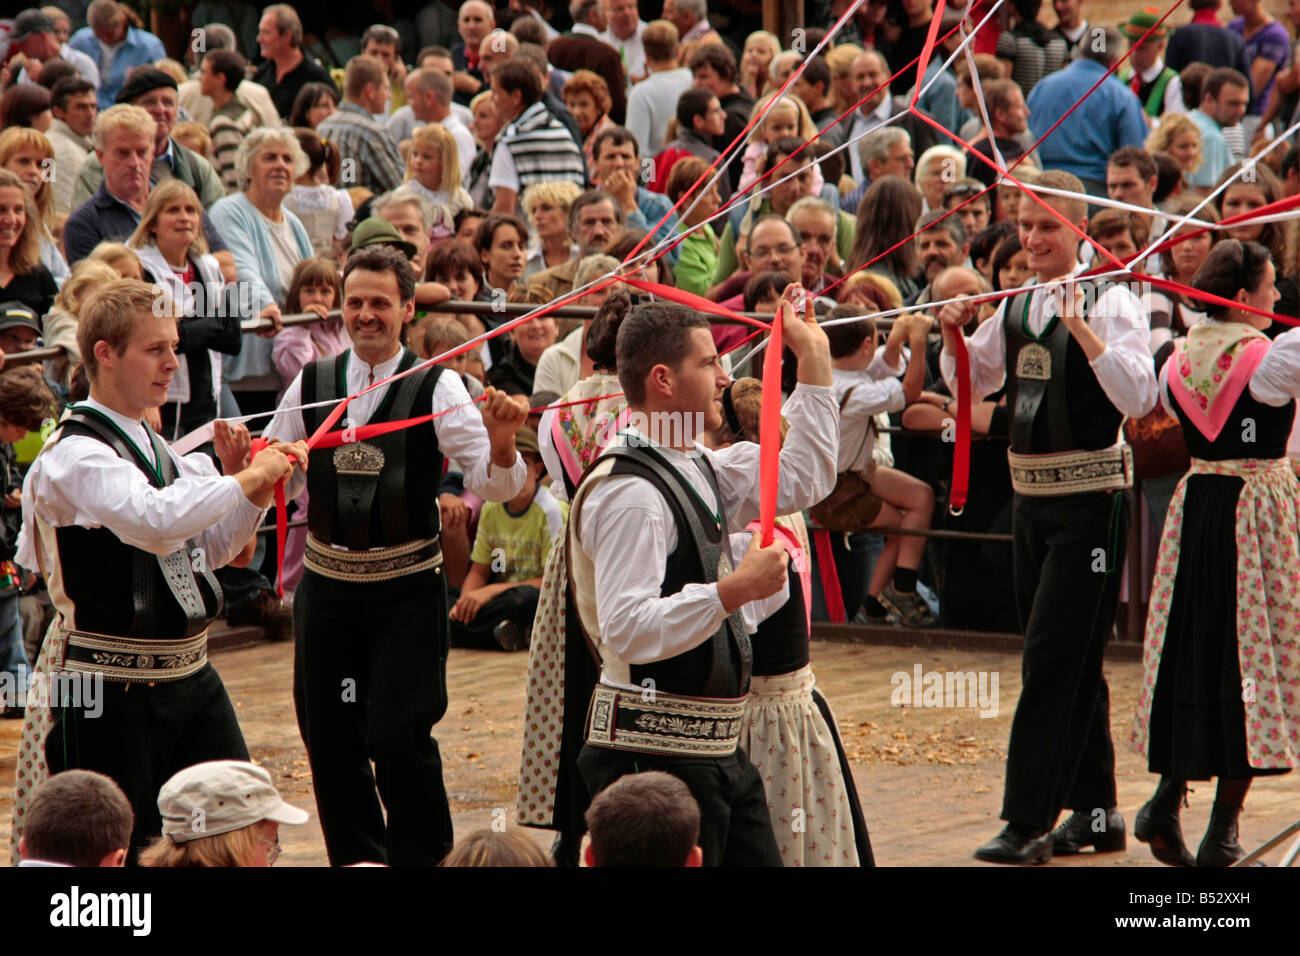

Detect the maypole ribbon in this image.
[758,296,786,547]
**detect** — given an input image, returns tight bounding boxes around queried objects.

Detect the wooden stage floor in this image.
[3,638,1296,867]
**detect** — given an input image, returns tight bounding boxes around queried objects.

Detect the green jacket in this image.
[712,197,856,285]
[71,137,226,211]
[674,222,718,298]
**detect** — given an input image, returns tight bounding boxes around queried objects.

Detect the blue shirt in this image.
[1188,109,1236,188]
[631,186,681,266]
[1026,59,1148,182]
[69,25,167,108]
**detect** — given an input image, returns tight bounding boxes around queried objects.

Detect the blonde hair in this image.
[440,830,554,867]
[0,169,43,275]
[54,260,122,314]
[139,819,274,868]
[344,54,387,100]
[92,104,157,152]
[1145,113,1202,174]
[77,278,170,381]
[709,376,788,445]
[171,121,212,159]
[86,241,143,278]
[128,179,210,258]
[520,180,582,224]
[0,127,56,235]
[840,270,903,310]
[407,124,461,194]
[153,58,189,85]
[747,91,816,145]
[916,145,966,184]
[826,44,864,116]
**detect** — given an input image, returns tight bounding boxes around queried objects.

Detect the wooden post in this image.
[766,0,804,48]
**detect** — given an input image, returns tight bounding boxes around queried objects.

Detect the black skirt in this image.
[1147,474,1290,780]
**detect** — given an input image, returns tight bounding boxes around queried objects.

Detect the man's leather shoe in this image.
[974,824,1054,864]
[1052,808,1127,854]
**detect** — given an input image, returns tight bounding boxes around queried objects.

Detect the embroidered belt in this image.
[585,683,747,758]
[1007,445,1134,497]
[304,534,442,582]
[59,624,208,683]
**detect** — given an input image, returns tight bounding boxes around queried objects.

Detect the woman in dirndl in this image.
[699,377,874,867]
[1133,239,1300,867]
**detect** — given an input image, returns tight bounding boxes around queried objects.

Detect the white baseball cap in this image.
[158,760,308,843]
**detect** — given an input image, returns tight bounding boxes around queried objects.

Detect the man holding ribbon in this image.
[565,284,839,866]
[264,245,528,866]
[11,278,306,862]
[938,170,1158,865]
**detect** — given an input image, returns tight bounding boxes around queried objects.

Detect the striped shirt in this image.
[318,102,405,195]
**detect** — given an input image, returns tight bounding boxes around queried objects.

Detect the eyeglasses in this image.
[752,244,797,258]
[260,839,283,865]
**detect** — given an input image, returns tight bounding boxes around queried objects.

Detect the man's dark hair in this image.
[688,43,737,84]
[742,270,791,311]
[749,213,799,248]
[616,302,710,406]
[569,188,623,232]
[764,136,807,173]
[0,365,55,432]
[510,15,546,45]
[34,58,78,90]
[1282,145,1300,179]
[417,45,453,64]
[343,244,416,304]
[970,220,1016,268]
[592,125,640,161]
[23,770,133,867]
[50,76,95,112]
[1152,151,1183,203]
[676,86,714,128]
[1109,145,1157,183]
[824,302,877,359]
[493,60,543,108]
[205,49,247,94]
[1204,66,1250,102]
[1011,0,1042,21]
[1180,62,1211,109]
[916,208,967,246]
[1189,0,1220,10]
[800,55,830,96]
[584,771,701,867]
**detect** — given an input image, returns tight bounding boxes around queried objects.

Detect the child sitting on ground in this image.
[448,427,565,651]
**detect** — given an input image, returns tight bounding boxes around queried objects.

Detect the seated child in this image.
[448,427,566,651]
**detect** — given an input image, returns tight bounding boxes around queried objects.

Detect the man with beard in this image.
[531,189,624,298]
[908,211,970,306]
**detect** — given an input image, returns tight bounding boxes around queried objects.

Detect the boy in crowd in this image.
[449,426,565,651]
[18,770,133,867]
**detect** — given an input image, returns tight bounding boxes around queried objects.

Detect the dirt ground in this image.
[4,637,1294,867]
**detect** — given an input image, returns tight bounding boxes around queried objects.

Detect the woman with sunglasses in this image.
[1133,239,1300,867]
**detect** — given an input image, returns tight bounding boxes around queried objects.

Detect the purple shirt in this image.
[1229,17,1292,113]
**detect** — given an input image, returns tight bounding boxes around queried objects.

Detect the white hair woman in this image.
[914,145,967,213]
[128,179,241,439]
[521,181,582,278]
[209,126,315,413]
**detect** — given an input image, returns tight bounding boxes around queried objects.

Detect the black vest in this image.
[302,350,444,550]
[599,443,751,699]
[751,561,810,677]
[1172,380,1295,460]
[54,408,222,639]
[1003,289,1125,453]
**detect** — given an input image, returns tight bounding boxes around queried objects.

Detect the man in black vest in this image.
[938,170,1158,864]
[14,278,303,859]
[567,284,840,866]
[264,246,529,866]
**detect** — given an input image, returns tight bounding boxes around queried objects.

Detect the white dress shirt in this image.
[16,398,265,572]
[940,265,1158,421]
[264,348,526,504]
[575,384,838,687]
[600,20,648,83]
[847,97,894,182]
[832,345,908,474]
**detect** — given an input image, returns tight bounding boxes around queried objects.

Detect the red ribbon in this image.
[758,301,785,547]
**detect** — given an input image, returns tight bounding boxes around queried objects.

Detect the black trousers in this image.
[577,742,783,867]
[45,663,249,861]
[449,585,540,649]
[1001,491,1127,831]
[294,566,453,866]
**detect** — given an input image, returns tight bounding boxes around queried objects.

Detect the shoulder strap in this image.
[61,407,165,488]
[379,353,445,543]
